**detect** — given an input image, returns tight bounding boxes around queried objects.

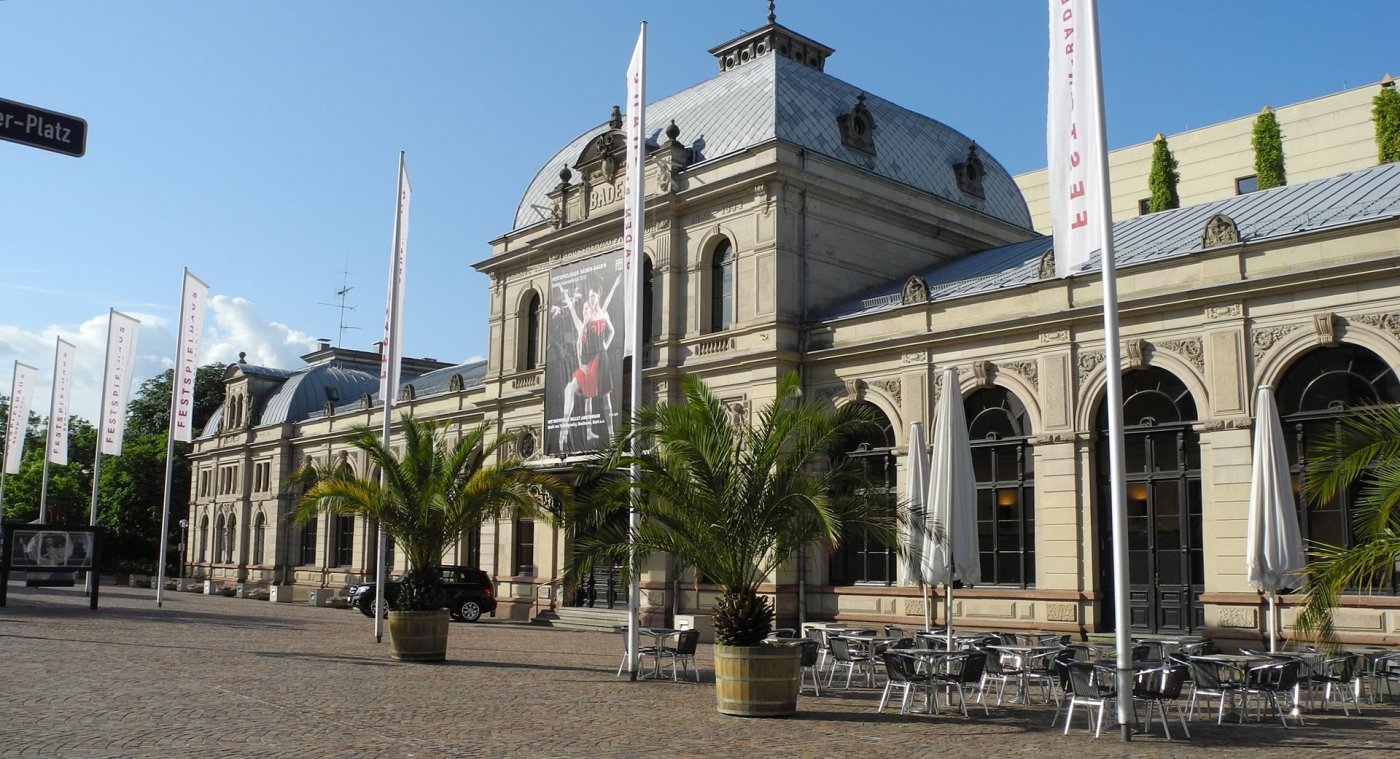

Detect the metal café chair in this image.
[1184,656,1248,725]
[615,626,660,678]
[1367,651,1400,703]
[1133,663,1192,739]
[826,637,873,688]
[1313,652,1364,715]
[1240,659,1304,727]
[878,652,933,715]
[929,651,989,718]
[1063,662,1118,738]
[798,638,824,696]
[660,629,701,682]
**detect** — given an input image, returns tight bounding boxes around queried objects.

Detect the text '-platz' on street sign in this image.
[0,97,87,158]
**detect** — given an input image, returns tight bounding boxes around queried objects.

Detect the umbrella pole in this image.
[1268,593,1278,653]
[923,584,931,632]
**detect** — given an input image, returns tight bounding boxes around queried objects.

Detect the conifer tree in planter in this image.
[1147,132,1180,212]
[566,372,897,715]
[295,419,564,662]
[1374,77,1400,165]
[1252,106,1286,190]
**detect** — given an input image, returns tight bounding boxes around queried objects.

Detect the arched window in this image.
[966,387,1035,587]
[213,515,226,564]
[1278,344,1400,594]
[830,403,896,585]
[252,513,266,565]
[709,239,734,332]
[224,515,237,563]
[198,515,209,563]
[1095,367,1203,634]
[523,291,541,371]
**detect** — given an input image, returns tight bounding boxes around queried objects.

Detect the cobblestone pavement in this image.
[2,584,1398,758]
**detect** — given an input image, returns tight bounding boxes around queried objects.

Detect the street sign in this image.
[0,97,86,158]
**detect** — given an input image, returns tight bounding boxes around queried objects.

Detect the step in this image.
[547,606,630,632]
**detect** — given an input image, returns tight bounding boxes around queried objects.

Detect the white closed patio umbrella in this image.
[1245,385,1307,653]
[925,367,981,647]
[902,421,933,631]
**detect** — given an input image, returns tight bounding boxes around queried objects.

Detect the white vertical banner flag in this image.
[380,152,410,401]
[172,270,209,443]
[622,23,646,358]
[46,338,77,465]
[100,310,142,456]
[1047,0,1104,278]
[5,362,37,475]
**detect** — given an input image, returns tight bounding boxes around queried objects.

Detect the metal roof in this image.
[315,359,490,417]
[233,364,295,380]
[513,54,1031,232]
[257,363,379,427]
[821,160,1400,321]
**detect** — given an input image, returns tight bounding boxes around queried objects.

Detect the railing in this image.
[692,336,734,356]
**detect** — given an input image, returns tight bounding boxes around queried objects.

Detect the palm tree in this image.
[1295,403,1400,644]
[565,372,899,646]
[294,418,565,612]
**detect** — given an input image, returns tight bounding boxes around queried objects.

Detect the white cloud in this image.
[1,296,316,423]
[203,295,318,369]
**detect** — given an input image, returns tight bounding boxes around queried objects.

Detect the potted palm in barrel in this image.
[567,372,895,715]
[295,418,563,662]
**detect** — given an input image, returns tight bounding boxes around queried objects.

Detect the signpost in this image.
[0,97,87,158]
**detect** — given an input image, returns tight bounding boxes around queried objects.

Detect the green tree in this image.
[1374,80,1400,164]
[1147,132,1180,212]
[125,364,225,438]
[1294,404,1400,645]
[0,408,94,526]
[294,419,564,611]
[565,373,898,646]
[1252,106,1286,189]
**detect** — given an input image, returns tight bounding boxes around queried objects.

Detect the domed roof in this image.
[258,363,378,427]
[514,53,1030,231]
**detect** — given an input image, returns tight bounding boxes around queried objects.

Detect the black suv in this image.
[346,566,496,622]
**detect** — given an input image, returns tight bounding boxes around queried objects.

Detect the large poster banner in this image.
[545,251,625,456]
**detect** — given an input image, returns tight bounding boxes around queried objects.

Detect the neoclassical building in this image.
[186,14,1400,646]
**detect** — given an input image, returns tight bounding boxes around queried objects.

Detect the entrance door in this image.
[1121,475,1204,633]
[575,563,628,609]
[1097,368,1203,635]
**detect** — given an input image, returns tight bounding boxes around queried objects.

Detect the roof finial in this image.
[767,0,776,25]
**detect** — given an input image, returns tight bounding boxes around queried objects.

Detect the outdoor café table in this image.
[1190,654,1274,721]
[987,645,1063,703]
[637,627,680,679]
[905,650,974,713]
[838,634,898,687]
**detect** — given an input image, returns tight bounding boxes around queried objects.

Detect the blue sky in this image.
[2,0,1395,421]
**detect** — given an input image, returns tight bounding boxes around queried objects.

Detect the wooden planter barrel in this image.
[387,609,450,662]
[714,644,802,717]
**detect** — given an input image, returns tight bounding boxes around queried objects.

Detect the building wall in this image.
[1016,81,1385,234]
[184,83,1400,646]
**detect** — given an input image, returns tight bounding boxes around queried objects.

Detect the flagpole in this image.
[376,151,410,644]
[623,21,646,680]
[157,269,208,607]
[1078,0,1134,739]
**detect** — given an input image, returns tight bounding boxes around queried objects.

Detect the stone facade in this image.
[184,19,1400,647]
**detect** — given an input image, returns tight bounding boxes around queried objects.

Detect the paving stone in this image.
[1,584,1397,758]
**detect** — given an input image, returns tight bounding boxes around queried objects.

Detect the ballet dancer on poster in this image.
[557,274,621,449]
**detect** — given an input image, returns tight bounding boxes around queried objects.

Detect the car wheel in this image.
[373,598,389,619]
[357,600,374,618]
[458,599,482,622]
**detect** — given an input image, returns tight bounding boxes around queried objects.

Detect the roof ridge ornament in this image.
[768,0,776,25]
